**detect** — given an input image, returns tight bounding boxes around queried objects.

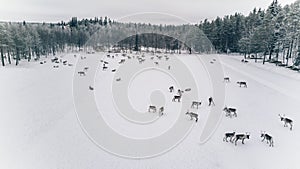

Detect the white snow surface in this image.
[0,52,299,169]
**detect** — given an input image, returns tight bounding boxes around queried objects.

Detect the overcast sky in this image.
[0,0,297,24]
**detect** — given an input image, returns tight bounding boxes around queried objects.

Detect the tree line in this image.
[199,0,300,66]
[1,0,300,67]
[0,17,113,66]
[0,16,213,66]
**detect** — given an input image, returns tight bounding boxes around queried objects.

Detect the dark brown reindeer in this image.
[169,86,174,93]
[148,106,157,113]
[233,133,250,146]
[279,114,293,130]
[172,95,181,102]
[119,59,125,64]
[184,88,191,92]
[159,107,164,116]
[224,77,230,83]
[241,59,249,63]
[223,106,237,118]
[191,101,201,109]
[172,90,183,102]
[102,66,108,71]
[223,132,235,142]
[261,131,274,147]
[186,110,198,122]
[237,81,247,88]
[208,97,215,106]
[78,71,85,76]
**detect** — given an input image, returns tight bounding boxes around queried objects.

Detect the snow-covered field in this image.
[0,52,299,169]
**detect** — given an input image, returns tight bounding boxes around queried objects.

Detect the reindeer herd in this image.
[77,51,217,122]
[47,55,74,69]
[223,75,294,148]
[74,51,295,148]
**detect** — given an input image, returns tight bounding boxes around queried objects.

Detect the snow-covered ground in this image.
[0,52,299,169]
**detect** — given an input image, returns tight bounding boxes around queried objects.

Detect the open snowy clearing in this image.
[0,52,299,169]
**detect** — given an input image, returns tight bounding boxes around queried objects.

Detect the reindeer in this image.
[116,78,121,82]
[148,106,157,113]
[159,107,164,116]
[184,88,191,92]
[172,95,181,102]
[102,66,108,71]
[261,131,274,147]
[51,57,58,62]
[191,101,201,109]
[154,62,159,66]
[119,59,125,64]
[89,86,94,91]
[186,110,198,122]
[169,86,174,93]
[177,89,184,96]
[68,64,73,66]
[279,114,293,130]
[173,89,183,102]
[223,132,235,142]
[208,97,215,106]
[237,81,247,87]
[138,59,145,64]
[111,69,116,72]
[241,59,249,63]
[84,67,89,71]
[157,55,162,60]
[78,71,85,76]
[168,66,171,70]
[223,106,237,118]
[53,65,59,68]
[63,60,67,65]
[233,133,250,146]
[224,77,230,82]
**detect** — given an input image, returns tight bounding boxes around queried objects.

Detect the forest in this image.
[199,0,300,66]
[0,0,300,67]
